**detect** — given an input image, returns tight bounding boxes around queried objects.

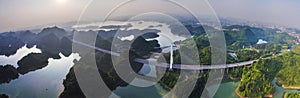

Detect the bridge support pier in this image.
[226,68,229,74]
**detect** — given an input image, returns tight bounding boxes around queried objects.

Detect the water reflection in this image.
[210,81,239,98]
[0,45,41,67]
[0,53,80,98]
[110,63,168,98]
[210,79,300,98]
[111,83,168,98]
[273,79,300,98]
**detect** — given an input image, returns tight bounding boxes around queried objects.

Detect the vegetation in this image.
[284,92,300,98]
[1,24,297,97]
[158,35,212,65]
[17,53,50,74]
[188,73,210,98]
[159,71,180,89]
[59,36,73,57]
[59,67,85,98]
[228,66,251,79]
[234,42,284,62]
[275,49,300,87]
[237,59,282,97]
[157,24,298,97]
[0,65,19,84]
[0,94,9,98]
[159,25,293,65]
[60,30,160,98]
[130,36,161,58]
[158,70,210,98]
[236,44,300,97]
[0,32,26,56]
[224,25,294,49]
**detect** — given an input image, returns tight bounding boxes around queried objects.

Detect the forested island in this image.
[157,24,299,98]
[0,26,74,85]
[0,94,9,98]
[60,28,162,98]
[1,22,300,98]
[0,25,162,98]
[0,65,19,84]
[284,92,300,98]
[17,53,50,74]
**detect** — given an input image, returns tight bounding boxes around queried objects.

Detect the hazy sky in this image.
[209,0,300,28]
[0,0,300,32]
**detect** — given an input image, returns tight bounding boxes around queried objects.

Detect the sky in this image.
[209,0,300,28]
[0,0,300,32]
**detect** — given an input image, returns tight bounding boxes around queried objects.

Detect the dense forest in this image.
[158,24,297,97]
[60,30,162,98]
[236,45,300,97]
[275,45,300,87]
[159,24,294,65]
[284,92,300,98]
[1,24,297,98]
[0,94,9,98]
[237,59,282,97]
[0,65,19,84]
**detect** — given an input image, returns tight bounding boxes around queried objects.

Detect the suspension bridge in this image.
[72,40,270,70]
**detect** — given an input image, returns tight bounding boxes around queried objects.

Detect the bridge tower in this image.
[169,43,174,71]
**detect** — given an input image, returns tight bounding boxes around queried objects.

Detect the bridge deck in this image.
[134,58,255,70]
[72,39,277,70]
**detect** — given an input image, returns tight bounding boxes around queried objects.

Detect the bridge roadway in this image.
[72,40,277,70]
[134,58,257,70]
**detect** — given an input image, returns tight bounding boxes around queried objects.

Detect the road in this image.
[72,39,284,70]
[134,58,257,70]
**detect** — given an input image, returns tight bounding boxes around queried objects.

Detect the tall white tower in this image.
[170,43,174,70]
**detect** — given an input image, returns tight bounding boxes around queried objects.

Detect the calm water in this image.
[0,45,41,67]
[0,21,187,98]
[273,79,300,98]
[211,79,300,98]
[211,81,240,98]
[0,46,80,98]
[1,45,298,98]
[111,83,168,98]
[108,21,185,98]
[110,64,168,98]
[73,21,187,47]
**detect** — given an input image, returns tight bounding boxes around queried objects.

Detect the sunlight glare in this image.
[56,0,67,4]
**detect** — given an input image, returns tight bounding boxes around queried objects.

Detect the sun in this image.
[56,0,67,4]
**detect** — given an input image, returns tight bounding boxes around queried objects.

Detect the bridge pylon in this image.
[169,43,175,71]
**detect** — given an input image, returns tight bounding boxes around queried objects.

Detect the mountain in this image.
[0,32,25,56]
[15,30,37,48]
[37,26,67,40]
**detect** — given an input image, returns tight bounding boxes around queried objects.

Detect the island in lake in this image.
[1,20,300,98]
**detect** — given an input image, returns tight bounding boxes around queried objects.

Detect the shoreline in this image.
[234,79,275,98]
[275,79,300,90]
[235,87,274,98]
[229,75,241,81]
[281,85,300,90]
[235,87,244,98]
[158,81,172,91]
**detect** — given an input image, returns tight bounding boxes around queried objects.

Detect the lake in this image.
[273,79,300,98]
[210,79,300,98]
[0,45,41,67]
[110,63,168,98]
[0,45,80,98]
